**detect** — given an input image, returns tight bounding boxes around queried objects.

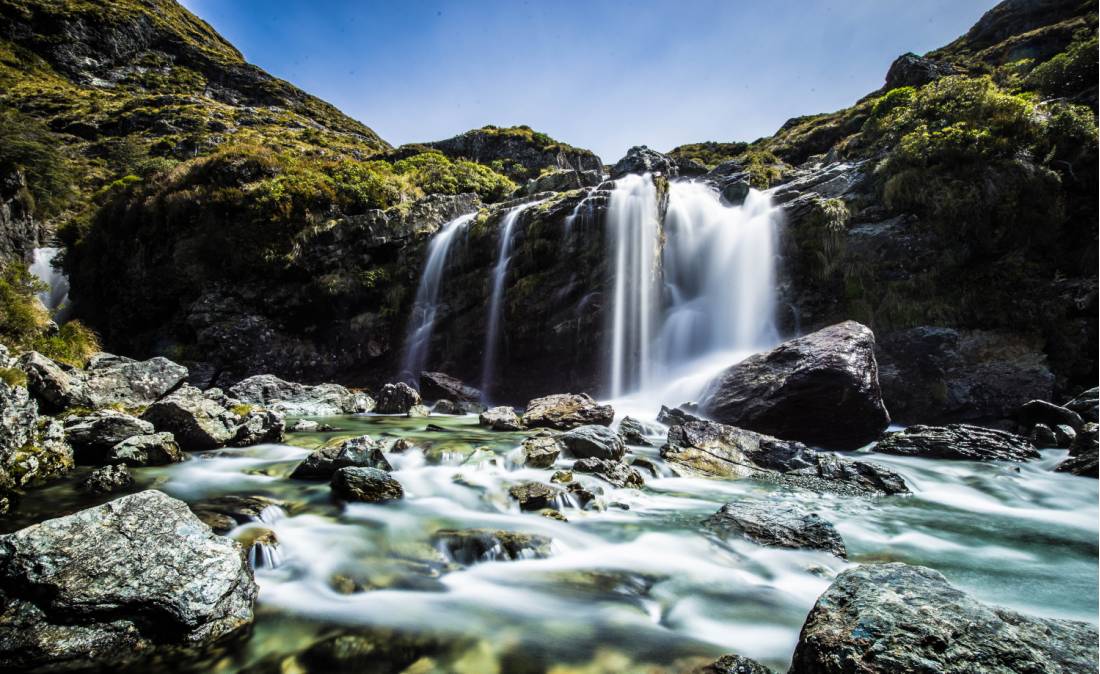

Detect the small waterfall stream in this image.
[399,212,476,383]
[29,246,70,321]
[480,200,543,402]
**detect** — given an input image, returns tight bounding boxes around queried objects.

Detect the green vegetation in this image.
[0,108,76,217]
[666,141,749,168]
[1024,29,1098,99]
[0,366,26,387]
[0,263,100,367]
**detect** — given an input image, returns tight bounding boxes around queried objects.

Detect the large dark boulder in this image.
[330,467,404,503]
[0,490,256,671]
[0,382,73,498]
[105,432,182,466]
[789,563,1098,673]
[876,424,1039,462]
[522,393,614,430]
[699,322,889,449]
[882,52,959,90]
[373,382,421,414]
[560,425,626,461]
[1018,399,1085,432]
[141,385,241,451]
[704,500,847,558]
[1056,422,1098,478]
[610,146,677,179]
[418,371,481,403]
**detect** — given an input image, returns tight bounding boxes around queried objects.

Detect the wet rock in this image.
[572,457,645,488]
[1031,423,1058,447]
[700,321,890,449]
[566,481,598,509]
[704,500,847,558]
[231,408,286,446]
[660,420,817,478]
[561,424,627,461]
[432,528,552,564]
[235,526,281,570]
[0,490,256,672]
[431,399,465,415]
[522,431,563,468]
[876,424,1039,462]
[1018,399,1084,432]
[189,495,287,534]
[79,464,133,495]
[141,385,239,451]
[1054,424,1077,448]
[1064,387,1099,423]
[62,409,154,463]
[291,435,391,479]
[105,432,182,466]
[1055,423,1098,478]
[406,404,431,418]
[550,470,573,484]
[419,371,481,403]
[290,419,320,432]
[479,405,522,431]
[228,374,374,415]
[690,654,773,674]
[788,563,1099,673]
[656,404,703,426]
[331,466,404,503]
[807,454,910,496]
[20,351,188,413]
[523,392,614,430]
[298,629,446,674]
[374,382,422,414]
[618,416,654,446]
[611,146,677,178]
[509,481,563,511]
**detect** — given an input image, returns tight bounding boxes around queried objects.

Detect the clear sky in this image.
[180,0,998,163]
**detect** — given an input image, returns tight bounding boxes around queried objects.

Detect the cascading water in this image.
[399,212,476,383]
[480,200,542,402]
[603,174,782,403]
[29,246,70,321]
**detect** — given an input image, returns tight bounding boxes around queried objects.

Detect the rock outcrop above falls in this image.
[789,563,1099,673]
[699,321,890,449]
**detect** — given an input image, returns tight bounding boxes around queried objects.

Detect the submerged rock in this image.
[331,466,404,503]
[228,374,374,415]
[522,431,563,468]
[79,464,134,495]
[297,629,448,674]
[704,500,847,558]
[560,424,626,461]
[374,382,422,414]
[1056,423,1098,478]
[432,528,552,564]
[876,424,1039,462]
[419,371,481,403]
[699,321,890,449]
[479,406,522,431]
[522,392,614,430]
[572,457,645,488]
[508,481,563,511]
[62,409,154,463]
[788,563,1099,673]
[292,435,391,479]
[105,432,182,466]
[0,490,256,671]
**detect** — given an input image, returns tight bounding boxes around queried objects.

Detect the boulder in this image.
[523,393,614,430]
[20,351,188,414]
[508,481,563,511]
[521,431,563,468]
[788,563,1098,673]
[1053,424,1077,448]
[79,464,133,495]
[704,500,847,558]
[374,382,421,414]
[611,146,677,179]
[479,406,522,431]
[0,381,37,460]
[228,374,374,415]
[0,490,256,671]
[876,424,1039,462]
[1064,387,1099,423]
[699,322,889,449]
[290,419,320,432]
[292,436,391,479]
[572,457,645,488]
[1031,423,1059,447]
[1055,423,1098,478]
[560,425,626,461]
[883,52,960,90]
[1018,399,1084,432]
[418,371,481,403]
[105,432,183,466]
[141,385,239,451]
[805,454,910,496]
[330,467,404,503]
[62,410,155,463]
[432,528,552,564]
[405,404,430,418]
[618,416,654,446]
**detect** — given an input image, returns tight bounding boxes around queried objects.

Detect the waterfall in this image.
[480,200,542,402]
[29,247,70,322]
[605,174,662,398]
[603,175,781,400]
[400,212,476,383]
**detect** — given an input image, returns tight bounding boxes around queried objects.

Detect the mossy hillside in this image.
[413,125,604,182]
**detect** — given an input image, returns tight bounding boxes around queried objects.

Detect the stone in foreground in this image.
[704,500,847,558]
[0,490,256,672]
[560,424,627,461]
[331,466,404,503]
[789,563,1098,673]
[875,424,1039,462]
[522,393,614,430]
[699,321,890,449]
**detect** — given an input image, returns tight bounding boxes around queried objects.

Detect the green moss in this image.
[667,141,749,168]
[230,403,254,416]
[0,367,26,388]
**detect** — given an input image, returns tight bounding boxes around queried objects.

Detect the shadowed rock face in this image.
[875,424,1039,462]
[699,321,890,449]
[0,490,257,672]
[789,563,1099,674]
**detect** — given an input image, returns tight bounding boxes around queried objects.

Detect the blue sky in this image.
[180,0,998,163]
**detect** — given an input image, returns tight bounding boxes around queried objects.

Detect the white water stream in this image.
[29,246,70,321]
